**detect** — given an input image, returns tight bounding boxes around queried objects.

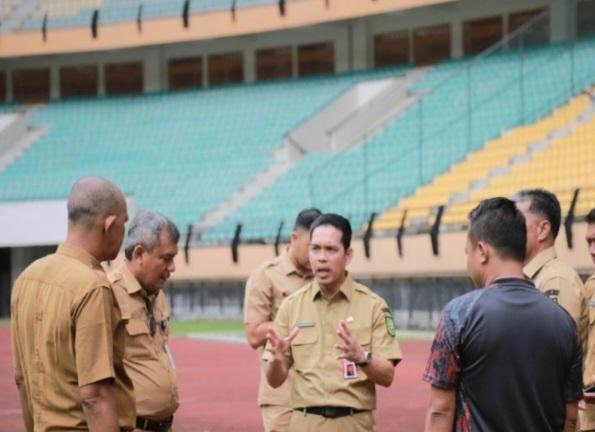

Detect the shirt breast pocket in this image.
[351,326,372,351]
[291,328,319,370]
[126,318,150,337]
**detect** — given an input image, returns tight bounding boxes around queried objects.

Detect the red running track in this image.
[0,327,431,431]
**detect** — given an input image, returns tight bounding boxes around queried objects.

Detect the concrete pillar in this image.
[203,53,210,87]
[144,48,161,93]
[50,64,60,100]
[6,69,13,102]
[292,45,298,78]
[335,28,350,74]
[351,20,369,71]
[550,0,575,42]
[451,20,463,59]
[244,48,255,83]
[97,62,105,96]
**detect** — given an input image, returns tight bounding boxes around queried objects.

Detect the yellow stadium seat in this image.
[375,91,594,231]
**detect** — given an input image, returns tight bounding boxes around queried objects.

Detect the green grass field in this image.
[170,320,433,340]
[1,318,432,340]
[171,320,244,336]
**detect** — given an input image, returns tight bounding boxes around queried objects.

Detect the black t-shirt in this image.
[424,278,583,432]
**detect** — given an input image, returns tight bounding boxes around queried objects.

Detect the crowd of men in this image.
[9,175,595,432]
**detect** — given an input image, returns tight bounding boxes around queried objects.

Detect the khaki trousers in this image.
[261,404,292,432]
[288,410,374,432]
[580,404,595,431]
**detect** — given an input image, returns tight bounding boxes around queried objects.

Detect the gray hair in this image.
[124,210,180,260]
[68,176,124,227]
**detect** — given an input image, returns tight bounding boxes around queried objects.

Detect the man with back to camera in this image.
[515,189,591,429]
[11,177,135,432]
[109,210,180,432]
[423,197,582,432]
[581,208,595,431]
[244,208,322,432]
[265,213,402,432]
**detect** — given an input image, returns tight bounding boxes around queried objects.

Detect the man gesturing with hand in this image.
[264,213,402,432]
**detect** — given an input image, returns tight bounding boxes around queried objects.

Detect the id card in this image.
[343,359,357,379]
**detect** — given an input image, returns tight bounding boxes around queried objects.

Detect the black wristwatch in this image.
[356,351,372,367]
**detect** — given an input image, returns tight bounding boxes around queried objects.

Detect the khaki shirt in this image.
[10,243,135,431]
[110,263,179,420]
[582,275,595,430]
[584,275,595,384]
[244,250,311,406]
[264,275,402,411]
[524,247,587,344]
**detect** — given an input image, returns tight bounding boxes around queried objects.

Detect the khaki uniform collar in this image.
[311,272,354,302]
[112,261,144,296]
[523,246,557,279]
[57,243,102,270]
[279,249,310,278]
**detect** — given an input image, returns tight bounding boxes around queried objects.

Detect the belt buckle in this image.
[323,406,337,418]
[158,417,173,432]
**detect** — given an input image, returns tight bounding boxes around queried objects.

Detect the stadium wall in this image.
[162,220,593,326]
[173,221,593,281]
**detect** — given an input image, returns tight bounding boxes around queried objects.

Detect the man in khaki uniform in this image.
[245,208,321,432]
[266,213,402,432]
[515,189,590,429]
[582,208,595,431]
[110,210,180,432]
[11,177,135,432]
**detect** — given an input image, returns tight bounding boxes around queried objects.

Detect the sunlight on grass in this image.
[171,320,244,336]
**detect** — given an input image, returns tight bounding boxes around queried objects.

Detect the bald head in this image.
[68,177,125,228]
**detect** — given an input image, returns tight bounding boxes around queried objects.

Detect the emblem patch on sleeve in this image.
[385,316,396,337]
[544,289,560,304]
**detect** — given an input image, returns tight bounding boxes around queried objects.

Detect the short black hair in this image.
[514,189,561,239]
[294,207,322,231]
[468,197,526,262]
[587,208,595,224]
[309,213,352,250]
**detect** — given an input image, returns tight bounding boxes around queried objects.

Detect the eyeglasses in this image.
[143,296,157,337]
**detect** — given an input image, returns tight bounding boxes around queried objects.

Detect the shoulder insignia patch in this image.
[385,315,396,337]
[544,289,560,304]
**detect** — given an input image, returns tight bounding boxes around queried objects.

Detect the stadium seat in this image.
[1,38,594,243]
[443,102,595,225]
[0,68,405,234]
[205,38,595,241]
[374,94,591,231]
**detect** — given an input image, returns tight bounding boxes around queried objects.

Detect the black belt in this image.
[136,416,173,432]
[296,406,368,419]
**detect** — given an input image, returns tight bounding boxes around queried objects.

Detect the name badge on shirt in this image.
[296,320,316,328]
[343,359,357,380]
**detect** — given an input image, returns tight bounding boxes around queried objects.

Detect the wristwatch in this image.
[356,351,372,367]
